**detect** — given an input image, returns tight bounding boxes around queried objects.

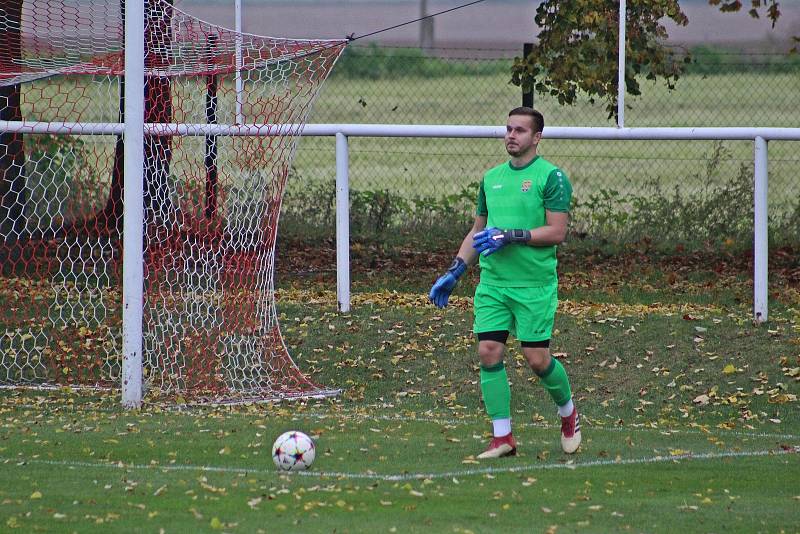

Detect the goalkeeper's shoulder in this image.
[484,161,509,177]
[538,157,568,177]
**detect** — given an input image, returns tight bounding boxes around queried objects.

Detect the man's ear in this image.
[533,131,543,144]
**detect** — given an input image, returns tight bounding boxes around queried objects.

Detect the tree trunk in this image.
[91,0,174,237]
[143,0,174,226]
[0,0,27,245]
[205,35,218,220]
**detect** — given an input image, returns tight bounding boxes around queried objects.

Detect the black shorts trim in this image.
[521,339,550,348]
[476,330,509,344]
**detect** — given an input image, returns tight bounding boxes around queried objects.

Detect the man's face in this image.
[505,114,541,157]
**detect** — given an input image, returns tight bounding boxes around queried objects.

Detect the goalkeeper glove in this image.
[429,257,467,308]
[472,227,531,257]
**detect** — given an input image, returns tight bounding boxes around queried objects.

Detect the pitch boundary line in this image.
[3,446,797,482]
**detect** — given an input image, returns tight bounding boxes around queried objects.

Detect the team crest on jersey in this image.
[521,180,532,192]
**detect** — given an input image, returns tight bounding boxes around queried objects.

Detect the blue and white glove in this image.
[472,227,531,257]
[429,257,467,308]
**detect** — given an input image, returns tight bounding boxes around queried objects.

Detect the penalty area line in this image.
[2,446,797,482]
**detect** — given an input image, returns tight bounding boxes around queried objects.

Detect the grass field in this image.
[1,248,799,532]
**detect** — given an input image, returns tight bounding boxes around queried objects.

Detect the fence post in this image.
[617,0,626,127]
[234,0,243,124]
[336,132,351,312]
[753,136,768,323]
[419,0,434,54]
[522,42,533,108]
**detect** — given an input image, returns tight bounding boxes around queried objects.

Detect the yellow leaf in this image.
[30,491,42,499]
[210,517,223,530]
[722,364,736,375]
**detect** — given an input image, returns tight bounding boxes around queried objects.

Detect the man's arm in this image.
[525,210,568,245]
[456,215,487,263]
[472,211,568,256]
[428,216,486,308]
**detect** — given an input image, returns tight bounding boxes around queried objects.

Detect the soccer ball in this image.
[272,431,316,471]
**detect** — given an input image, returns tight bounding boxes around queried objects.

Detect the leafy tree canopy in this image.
[511,0,791,119]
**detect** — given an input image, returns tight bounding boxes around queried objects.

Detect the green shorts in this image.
[473,282,558,342]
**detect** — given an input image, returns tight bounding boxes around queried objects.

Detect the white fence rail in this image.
[314,124,797,322]
[3,121,800,140]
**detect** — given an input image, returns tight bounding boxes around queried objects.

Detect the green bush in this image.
[686,45,800,75]
[571,142,800,250]
[332,43,509,80]
[281,142,800,252]
[24,135,90,231]
[280,178,475,244]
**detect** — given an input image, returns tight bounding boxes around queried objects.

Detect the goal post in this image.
[0,0,347,405]
[122,0,145,408]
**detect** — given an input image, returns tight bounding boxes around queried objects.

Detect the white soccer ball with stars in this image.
[272,430,316,471]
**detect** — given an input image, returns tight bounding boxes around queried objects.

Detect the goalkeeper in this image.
[429,107,580,457]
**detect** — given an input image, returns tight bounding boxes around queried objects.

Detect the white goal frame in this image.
[122,0,146,409]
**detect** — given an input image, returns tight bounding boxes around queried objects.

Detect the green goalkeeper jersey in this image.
[476,156,572,287]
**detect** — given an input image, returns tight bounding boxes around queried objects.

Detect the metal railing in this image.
[316,124,800,324]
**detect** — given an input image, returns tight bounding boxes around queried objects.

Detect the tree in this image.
[511,0,792,119]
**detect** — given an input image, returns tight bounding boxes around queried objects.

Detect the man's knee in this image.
[478,340,505,366]
[523,346,550,373]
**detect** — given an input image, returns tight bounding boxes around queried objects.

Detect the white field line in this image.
[2,447,797,482]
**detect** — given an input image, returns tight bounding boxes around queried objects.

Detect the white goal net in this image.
[0,0,346,403]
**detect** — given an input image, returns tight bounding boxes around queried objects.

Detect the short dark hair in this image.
[508,107,544,133]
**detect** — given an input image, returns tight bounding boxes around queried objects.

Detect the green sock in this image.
[480,362,511,420]
[536,357,572,407]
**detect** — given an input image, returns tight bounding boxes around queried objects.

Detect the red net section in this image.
[0,0,346,402]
